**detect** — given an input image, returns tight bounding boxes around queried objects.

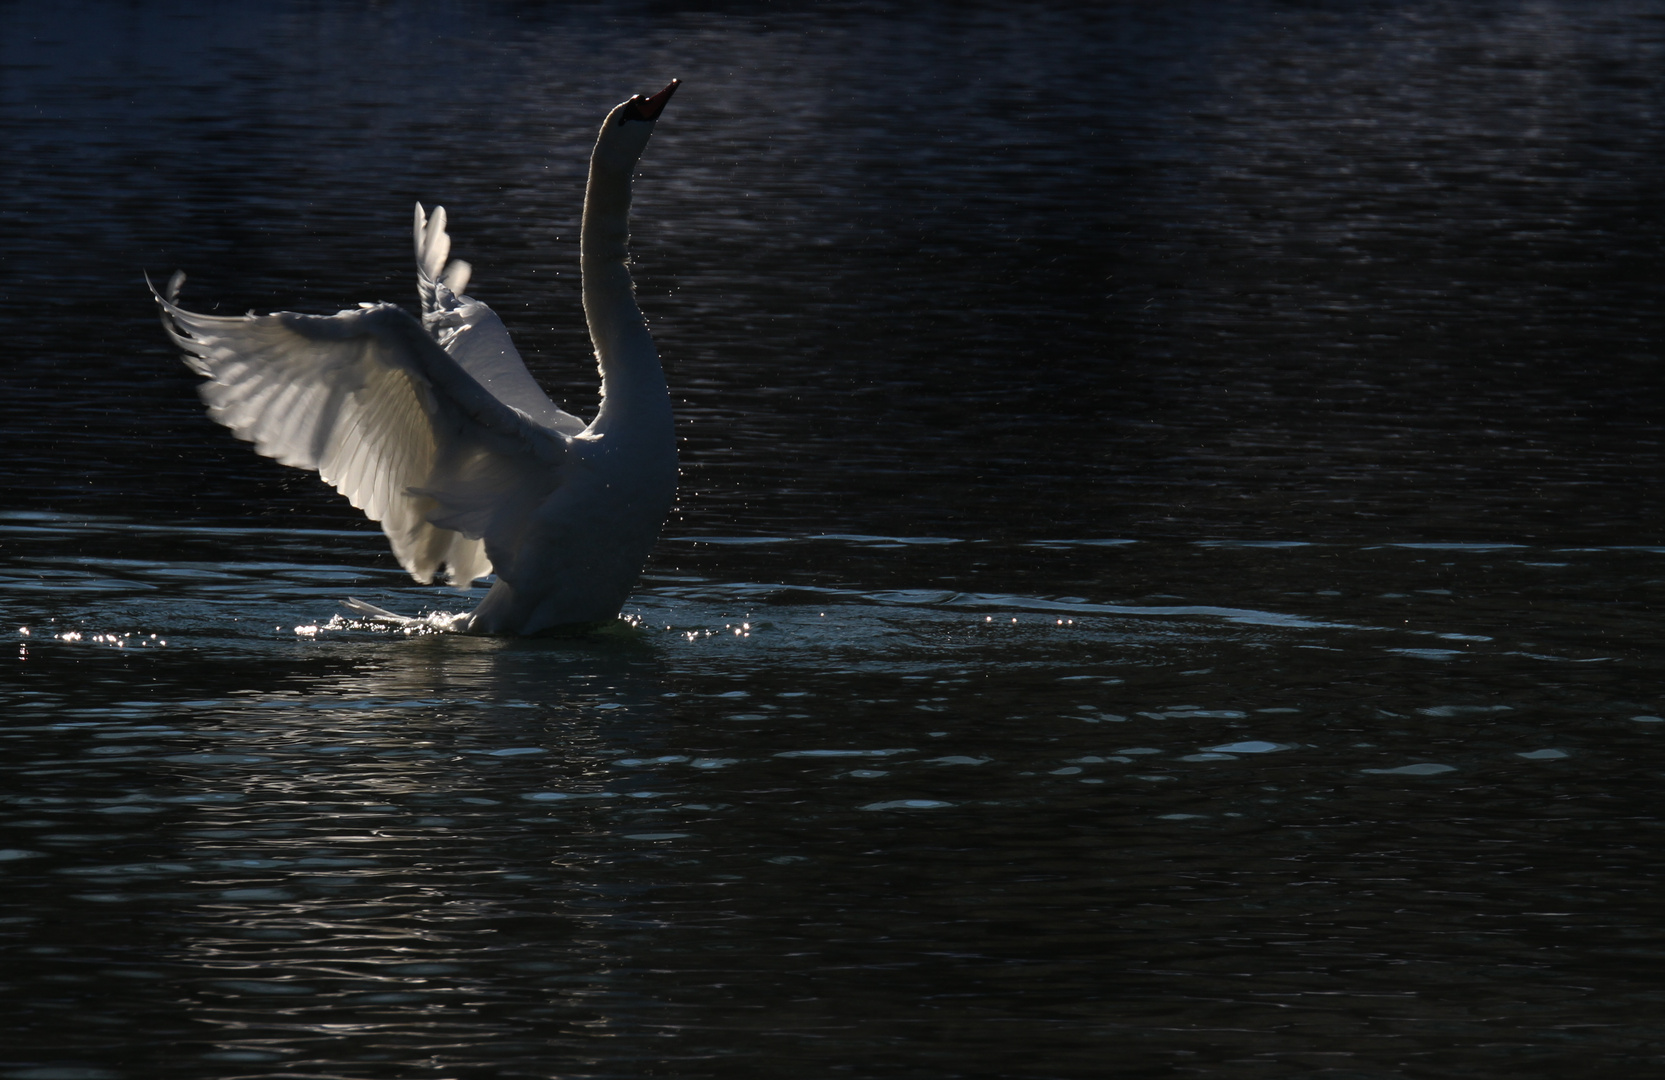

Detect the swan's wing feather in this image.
[414,202,464,317]
[156,280,568,590]
[414,203,588,437]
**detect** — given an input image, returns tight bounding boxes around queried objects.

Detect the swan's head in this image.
[592,80,679,174]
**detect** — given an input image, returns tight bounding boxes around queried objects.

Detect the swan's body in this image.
[154,82,680,635]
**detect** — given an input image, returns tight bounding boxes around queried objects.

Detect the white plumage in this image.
[155,81,681,634]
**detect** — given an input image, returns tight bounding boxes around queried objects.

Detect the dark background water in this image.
[2,2,1664,1078]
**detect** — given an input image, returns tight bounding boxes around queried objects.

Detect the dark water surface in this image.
[3,2,1664,1077]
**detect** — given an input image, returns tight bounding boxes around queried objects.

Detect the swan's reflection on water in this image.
[131,636,685,1068]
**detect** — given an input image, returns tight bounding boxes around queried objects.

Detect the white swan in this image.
[154,81,681,635]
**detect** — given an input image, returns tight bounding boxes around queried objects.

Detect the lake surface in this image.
[3,2,1664,1077]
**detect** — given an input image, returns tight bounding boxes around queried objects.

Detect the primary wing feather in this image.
[156,277,568,589]
[414,204,588,436]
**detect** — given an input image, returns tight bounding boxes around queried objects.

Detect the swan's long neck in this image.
[582,118,668,433]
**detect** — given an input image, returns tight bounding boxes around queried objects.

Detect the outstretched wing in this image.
[414,203,588,437]
[154,273,569,589]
